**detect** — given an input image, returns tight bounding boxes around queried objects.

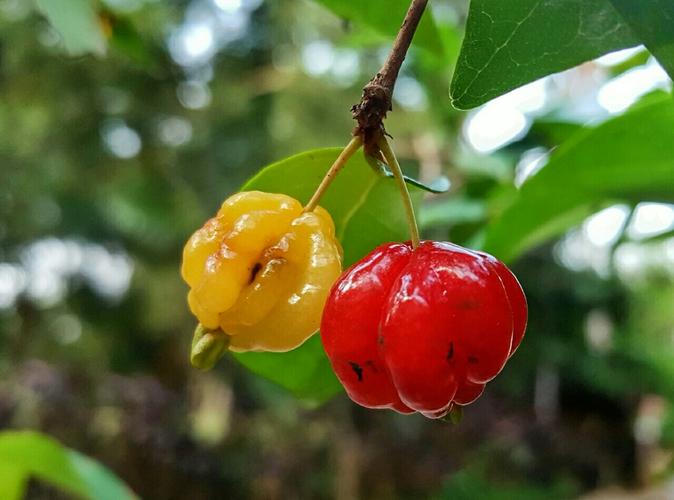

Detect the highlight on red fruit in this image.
[320,241,527,419]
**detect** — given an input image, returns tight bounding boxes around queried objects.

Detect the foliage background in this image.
[1,0,674,498]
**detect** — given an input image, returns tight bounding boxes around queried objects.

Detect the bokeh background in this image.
[1,0,674,498]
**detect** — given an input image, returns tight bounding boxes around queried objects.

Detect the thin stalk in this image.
[352,0,429,148]
[306,0,428,214]
[378,136,420,248]
[372,0,429,98]
[304,136,363,212]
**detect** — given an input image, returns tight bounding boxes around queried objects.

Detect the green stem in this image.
[378,136,420,249]
[303,136,363,212]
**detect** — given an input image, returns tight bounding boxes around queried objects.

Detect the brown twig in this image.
[351,0,429,153]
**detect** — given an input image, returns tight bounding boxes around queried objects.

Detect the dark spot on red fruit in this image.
[446,342,454,361]
[249,262,262,283]
[377,333,384,345]
[365,360,379,373]
[468,356,478,364]
[349,362,363,382]
[459,299,480,310]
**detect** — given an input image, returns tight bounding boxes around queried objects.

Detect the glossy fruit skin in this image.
[182,191,342,352]
[320,241,526,418]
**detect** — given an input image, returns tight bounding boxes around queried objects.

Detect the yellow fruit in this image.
[181,191,342,353]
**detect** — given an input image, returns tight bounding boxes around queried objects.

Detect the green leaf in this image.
[419,197,487,229]
[35,0,107,57]
[311,0,445,57]
[67,449,136,500]
[241,148,419,267]
[0,462,27,500]
[0,431,136,500]
[108,16,155,67]
[528,120,584,147]
[608,0,674,80]
[234,147,419,403]
[450,0,638,109]
[234,335,341,403]
[483,95,674,263]
[607,48,650,77]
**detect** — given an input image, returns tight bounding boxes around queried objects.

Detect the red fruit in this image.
[320,241,527,418]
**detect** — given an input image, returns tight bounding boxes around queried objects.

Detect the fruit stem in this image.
[304,136,363,212]
[352,0,429,151]
[378,136,420,249]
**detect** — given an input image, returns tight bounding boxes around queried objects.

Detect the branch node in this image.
[350,0,428,152]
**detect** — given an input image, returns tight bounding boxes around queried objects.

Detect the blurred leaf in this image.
[107,15,154,67]
[419,197,487,229]
[0,462,27,500]
[662,403,674,448]
[608,48,650,77]
[0,431,136,500]
[436,22,462,66]
[450,0,638,109]
[628,227,674,245]
[99,172,202,253]
[234,336,340,403]
[484,95,674,263]
[528,120,584,147]
[621,285,674,399]
[100,0,154,13]
[437,468,577,500]
[609,0,674,80]
[234,147,420,403]
[311,0,446,57]
[35,0,107,56]
[67,451,137,500]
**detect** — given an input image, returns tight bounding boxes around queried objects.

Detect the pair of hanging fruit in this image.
[181,0,527,418]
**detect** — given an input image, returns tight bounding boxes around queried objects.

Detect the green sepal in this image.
[190,324,230,371]
[448,406,463,425]
[439,405,463,425]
